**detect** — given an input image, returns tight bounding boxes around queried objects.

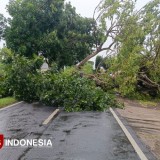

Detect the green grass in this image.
[139,100,158,107]
[0,97,17,109]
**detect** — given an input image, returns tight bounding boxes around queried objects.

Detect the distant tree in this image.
[95,56,103,70]
[39,2,95,67]
[5,0,64,57]
[95,55,108,71]
[0,14,7,40]
[4,0,94,68]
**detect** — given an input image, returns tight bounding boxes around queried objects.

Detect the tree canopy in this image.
[77,0,160,67]
[0,14,7,41]
[90,0,160,98]
[3,0,95,68]
[1,0,160,100]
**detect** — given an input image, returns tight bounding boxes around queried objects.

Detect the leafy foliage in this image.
[4,0,94,68]
[81,62,93,74]
[77,0,137,67]
[37,71,119,111]
[0,48,13,97]
[1,53,120,111]
[99,0,160,99]
[5,0,64,57]
[95,55,108,71]
[0,14,7,40]
[3,53,43,102]
[1,0,159,105]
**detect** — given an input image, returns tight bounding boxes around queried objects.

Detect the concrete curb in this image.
[0,101,23,111]
[42,109,60,125]
[113,108,157,160]
[110,107,148,160]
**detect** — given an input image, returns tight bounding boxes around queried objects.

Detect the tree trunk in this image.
[76,44,104,68]
[76,40,115,68]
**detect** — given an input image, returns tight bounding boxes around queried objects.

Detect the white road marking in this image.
[109,108,148,160]
[43,109,60,125]
[0,101,23,111]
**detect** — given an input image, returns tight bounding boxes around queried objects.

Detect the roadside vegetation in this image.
[0,0,159,111]
[0,97,17,108]
[0,52,122,111]
[138,100,158,107]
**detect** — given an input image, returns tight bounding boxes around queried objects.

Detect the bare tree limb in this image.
[93,0,104,20]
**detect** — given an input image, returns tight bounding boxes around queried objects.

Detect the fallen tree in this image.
[77,0,160,98]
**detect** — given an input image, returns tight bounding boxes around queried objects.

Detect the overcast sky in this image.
[66,0,151,17]
[0,0,151,49]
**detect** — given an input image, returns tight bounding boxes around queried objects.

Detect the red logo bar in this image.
[0,134,4,149]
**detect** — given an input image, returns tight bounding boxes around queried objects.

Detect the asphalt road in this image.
[0,102,141,160]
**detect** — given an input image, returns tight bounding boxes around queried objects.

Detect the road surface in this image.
[0,102,152,160]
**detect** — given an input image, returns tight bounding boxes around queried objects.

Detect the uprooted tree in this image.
[1,0,160,100]
[77,0,159,67]
[77,0,134,67]
[77,0,160,98]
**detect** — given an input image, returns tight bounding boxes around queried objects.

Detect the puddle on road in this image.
[32,102,43,107]
[30,132,43,136]
[9,129,22,132]
[112,133,135,158]
[63,129,71,135]
[60,116,69,121]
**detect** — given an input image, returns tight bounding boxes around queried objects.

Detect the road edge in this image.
[0,101,23,111]
[42,109,60,125]
[114,108,157,160]
[110,107,148,160]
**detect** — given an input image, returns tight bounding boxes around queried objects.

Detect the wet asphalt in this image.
[0,102,140,160]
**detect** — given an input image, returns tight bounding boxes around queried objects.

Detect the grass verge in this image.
[139,100,158,107]
[0,97,17,109]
